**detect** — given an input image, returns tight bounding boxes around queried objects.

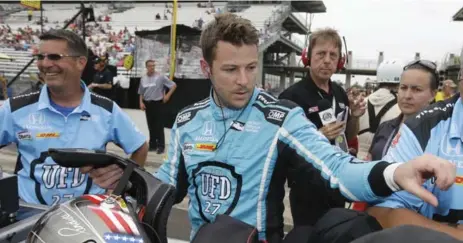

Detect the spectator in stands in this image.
[88,56,114,99]
[138,59,177,154]
[155,13,161,20]
[278,27,366,227]
[27,9,32,22]
[435,79,457,102]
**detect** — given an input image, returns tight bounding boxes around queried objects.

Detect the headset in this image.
[301,34,349,71]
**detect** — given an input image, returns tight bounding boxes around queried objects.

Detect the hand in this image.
[319,121,346,140]
[81,164,124,189]
[394,154,456,207]
[163,96,170,104]
[88,83,97,89]
[350,96,366,118]
[140,102,146,111]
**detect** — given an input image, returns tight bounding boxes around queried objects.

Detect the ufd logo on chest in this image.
[192,162,242,222]
[201,173,231,200]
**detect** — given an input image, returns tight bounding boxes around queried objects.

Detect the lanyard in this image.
[382,127,398,158]
[318,91,337,113]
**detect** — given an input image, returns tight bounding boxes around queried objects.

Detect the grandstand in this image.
[0,1,325,97]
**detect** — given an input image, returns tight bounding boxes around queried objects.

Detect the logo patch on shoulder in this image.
[36,132,60,138]
[80,114,91,121]
[267,109,285,122]
[17,131,32,140]
[195,143,216,152]
[177,112,191,123]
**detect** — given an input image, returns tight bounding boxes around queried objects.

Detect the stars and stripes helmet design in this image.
[26,194,152,243]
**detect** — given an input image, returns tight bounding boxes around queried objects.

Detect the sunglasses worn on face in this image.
[33,53,80,61]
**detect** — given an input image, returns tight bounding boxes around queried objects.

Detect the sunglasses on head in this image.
[404,59,437,72]
[32,53,80,61]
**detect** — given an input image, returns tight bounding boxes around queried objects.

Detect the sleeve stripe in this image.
[256,128,280,233]
[169,129,181,186]
[279,127,360,201]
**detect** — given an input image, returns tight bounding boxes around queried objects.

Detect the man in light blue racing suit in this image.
[91,13,456,243]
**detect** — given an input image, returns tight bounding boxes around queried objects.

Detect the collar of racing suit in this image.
[448,95,463,141]
[209,88,259,121]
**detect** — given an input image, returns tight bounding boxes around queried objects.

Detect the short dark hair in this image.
[39,29,88,59]
[200,13,259,66]
[402,64,439,90]
[145,59,155,66]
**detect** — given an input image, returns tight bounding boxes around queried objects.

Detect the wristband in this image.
[383,163,401,192]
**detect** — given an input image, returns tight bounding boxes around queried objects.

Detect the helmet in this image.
[24,148,178,243]
[26,195,154,243]
[376,59,404,84]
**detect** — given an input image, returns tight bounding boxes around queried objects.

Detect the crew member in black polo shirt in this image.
[279,27,366,226]
[89,56,114,100]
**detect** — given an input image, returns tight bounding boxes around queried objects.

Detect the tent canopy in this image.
[135,24,201,37]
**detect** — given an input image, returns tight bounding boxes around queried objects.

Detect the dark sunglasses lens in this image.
[34,54,62,61]
[48,54,62,61]
[33,54,45,60]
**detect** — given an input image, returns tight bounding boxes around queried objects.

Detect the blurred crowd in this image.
[0,20,135,67]
[0,25,39,51]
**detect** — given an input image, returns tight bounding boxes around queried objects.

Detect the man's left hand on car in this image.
[81,164,124,190]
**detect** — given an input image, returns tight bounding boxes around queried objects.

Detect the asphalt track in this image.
[0,109,294,242]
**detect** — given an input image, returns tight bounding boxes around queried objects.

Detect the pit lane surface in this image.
[0,109,294,242]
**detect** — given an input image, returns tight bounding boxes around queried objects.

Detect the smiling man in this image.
[0,29,148,206]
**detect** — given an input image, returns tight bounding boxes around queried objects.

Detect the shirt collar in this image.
[305,73,332,96]
[391,114,404,128]
[449,95,463,140]
[210,87,259,121]
[37,81,92,113]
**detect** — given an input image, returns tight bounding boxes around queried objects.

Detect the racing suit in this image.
[373,95,463,224]
[155,88,399,242]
